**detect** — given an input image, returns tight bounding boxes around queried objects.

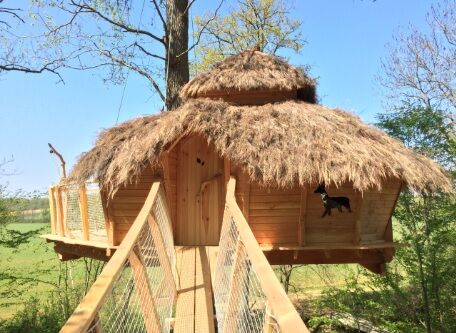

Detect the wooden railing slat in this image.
[79,186,90,241]
[48,187,57,234]
[56,187,65,237]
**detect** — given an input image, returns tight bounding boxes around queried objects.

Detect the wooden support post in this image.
[100,191,115,246]
[48,187,57,234]
[56,187,65,237]
[129,248,161,333]
[223,240,245,333]
[299,186,308,246]
[79,185,90,241]
[147,213,177,298]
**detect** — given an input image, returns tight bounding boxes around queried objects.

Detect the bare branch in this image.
[98,48,165,102]
[178,0,224,58]
[151,0,166,30]
[71,0,165,45]
[133,42,166,61]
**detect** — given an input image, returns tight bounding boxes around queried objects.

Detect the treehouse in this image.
[45,50,451,333]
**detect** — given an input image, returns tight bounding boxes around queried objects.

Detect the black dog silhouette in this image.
[314,184,351,218]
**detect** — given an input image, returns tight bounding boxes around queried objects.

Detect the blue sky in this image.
[0,0,435,192]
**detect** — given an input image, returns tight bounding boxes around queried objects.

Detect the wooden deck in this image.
[174,246,218,333]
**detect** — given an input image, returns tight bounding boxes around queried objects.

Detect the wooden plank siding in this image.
[102,134,401,249]
[106,166,157,245]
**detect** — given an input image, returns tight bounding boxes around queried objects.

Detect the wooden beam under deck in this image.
[42,234,117,262]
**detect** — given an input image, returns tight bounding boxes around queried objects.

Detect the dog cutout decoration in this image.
[314,184,352,218]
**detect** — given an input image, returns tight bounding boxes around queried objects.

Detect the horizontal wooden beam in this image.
[260,241,405,252]
[263,249,392,267]
[42,234,116,250]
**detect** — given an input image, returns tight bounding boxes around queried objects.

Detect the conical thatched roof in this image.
[68,98,452,196]
[180,50,317,103]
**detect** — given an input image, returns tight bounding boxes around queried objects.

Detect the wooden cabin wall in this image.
[161,149,178,237]
[105,166,157,245]
[305,182,359,245]
[233,166,401,247]
[357,179,402,243]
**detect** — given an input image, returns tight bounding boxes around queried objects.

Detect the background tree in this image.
[193,0,304,72]
[379,0,456,114]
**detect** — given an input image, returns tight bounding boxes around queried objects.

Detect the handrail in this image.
[224,176,309,333]
[61,181,176,333]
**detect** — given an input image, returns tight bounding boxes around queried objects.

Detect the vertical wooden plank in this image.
[100,191,116,246]
[79,185,90,241]
[194,247,215,333]
[174,247,196,333]
[353,191,363,245]
[129,249,161,333]
[299,186,308,246]
[224,157,231,186]
[56,187,65,237]
[48,187,57,234]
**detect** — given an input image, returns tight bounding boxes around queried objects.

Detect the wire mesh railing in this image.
[61,182,176,333]
[213,177,309,333]
[49,182,108,242]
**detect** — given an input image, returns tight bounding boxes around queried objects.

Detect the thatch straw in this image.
[68,99,452,197]
[180,50,317,103]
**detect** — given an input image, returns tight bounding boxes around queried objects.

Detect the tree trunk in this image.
[165,0,189,111]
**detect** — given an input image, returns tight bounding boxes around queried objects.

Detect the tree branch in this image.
[178,0,224,58]
[71,0,165,45]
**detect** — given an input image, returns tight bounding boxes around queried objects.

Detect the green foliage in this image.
[0,297,65,333]
[193,0,305,73]
[312,106,456,332]
[377,106,456,170]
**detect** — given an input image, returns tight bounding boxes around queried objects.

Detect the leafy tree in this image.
[193,0,304,73]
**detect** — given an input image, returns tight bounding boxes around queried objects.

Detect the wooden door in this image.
[176,134,224,245]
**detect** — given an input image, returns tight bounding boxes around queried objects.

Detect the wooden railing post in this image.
[48,187,57,234]
[56,187,65,237]
[79,185,90,241]
[129,248,161,333]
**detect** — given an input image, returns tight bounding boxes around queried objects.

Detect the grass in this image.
[0,222,89,320]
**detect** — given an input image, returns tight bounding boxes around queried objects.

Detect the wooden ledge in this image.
[42,234,118,261]
[42,234,117,250]
[260,242,405,252]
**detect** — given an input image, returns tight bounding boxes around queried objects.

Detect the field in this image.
[0,222,90,320]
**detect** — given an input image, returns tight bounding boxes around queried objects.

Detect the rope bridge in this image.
[61,179,308,333]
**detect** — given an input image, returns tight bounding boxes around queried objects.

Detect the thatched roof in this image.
[180,50,317,103]
[68,99,452,196]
